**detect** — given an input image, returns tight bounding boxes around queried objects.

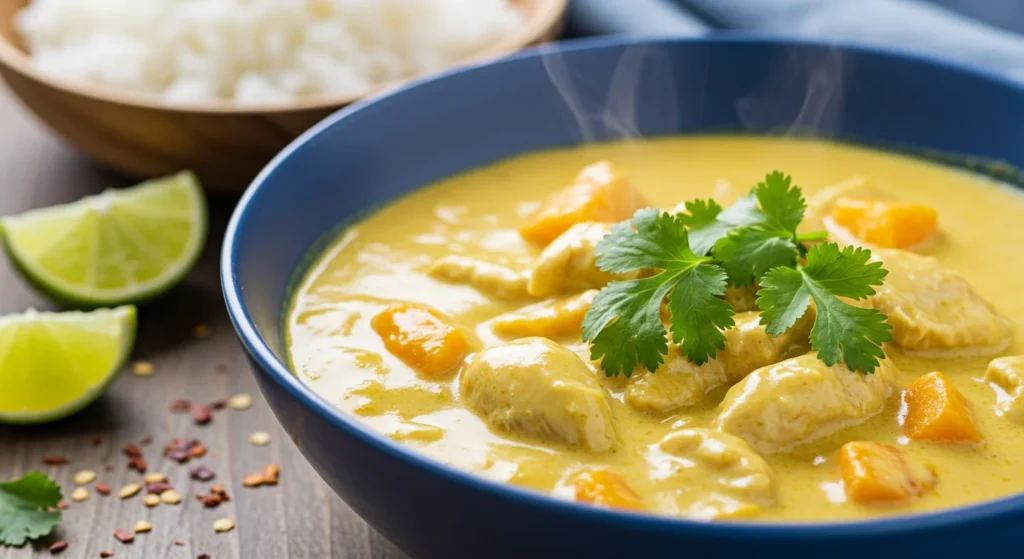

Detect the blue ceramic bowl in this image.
[222,36,1024,559]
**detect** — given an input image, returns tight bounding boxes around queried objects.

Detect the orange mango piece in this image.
[573,470,645,511]
[900,371,980,443]
[370,303,471,377]
[837,441,937,504]
[830,198,937,248]
[519,161,647,245]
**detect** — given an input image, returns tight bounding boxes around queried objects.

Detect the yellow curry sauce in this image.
[286,136,1024,522]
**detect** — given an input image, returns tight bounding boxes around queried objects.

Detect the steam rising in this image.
[538,42,846,141]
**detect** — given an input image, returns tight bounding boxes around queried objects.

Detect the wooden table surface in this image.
[0,87,408,559]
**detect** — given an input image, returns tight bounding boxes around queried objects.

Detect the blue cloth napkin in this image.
[567,0,1024,81]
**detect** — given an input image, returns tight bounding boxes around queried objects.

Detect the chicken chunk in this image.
[717,353,897,453]
[864,249,1010,355]
[527,222,639,297]
[646,428,775,519]
[428,255,529,300]
[625,348,728,414]
[717,310,813,384]
[625,311,812,414]
[490,290,596,339]
[460,337,617,452]
[985,356,1024,421]
[519,161,648,245]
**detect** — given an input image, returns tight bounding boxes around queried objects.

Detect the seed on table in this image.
[143,494,160,507]
[242,473,264,487]
[113,528,134,543]
[48,540,68,553]
[42,455,69,465]
[212,517,235,533]
[143,472,166,484]
[174,539,184,546]
[161,489,182,505]
[57,500,69,510]
[261,464,281,485]
[131,361,154,376]
[100,551,114,557]
[119,483,141,499]
[191,406,212,425]
[95,483,111,496]
[121,443,143,459]
[189,465,215,482]
[133,520,152,533]
[228,393,252,410]
[249,431,271,446]
[146,481,172,495]
[71,487,89,502]
[73,469,97,485]
[189,443,207,458]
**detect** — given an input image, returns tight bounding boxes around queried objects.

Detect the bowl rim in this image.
[0,0,567,114]
[222,34,1024,537]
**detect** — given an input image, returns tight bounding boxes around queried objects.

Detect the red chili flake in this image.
[49,540,68,553]
[127,457,147,473]
[189,444,208,458]
[174,539,185,546]
[189,465,215,482]
[146,481,172,494]
[198,555,210,559]
[100,552,114,558]
[261,464,281,485]
[190,406,212,425]
[95,483,112,496]
[139,435,153,446]
[208,400,227,411]
[42,455,69,465]
[121,443,142,459]
[197,494,222,508]
[167,450,189,463]
[210,485,230,502]
[113,528,134,543]
[169,399,192,413]
[57,500,70,510]
[91,437,104,447]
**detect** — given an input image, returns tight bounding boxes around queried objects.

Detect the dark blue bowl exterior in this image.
[224,37,1024,558]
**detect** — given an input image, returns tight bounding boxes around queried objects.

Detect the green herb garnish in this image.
[0,471,62,547]
[581,171,893,377]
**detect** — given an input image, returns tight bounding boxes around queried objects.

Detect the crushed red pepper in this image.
[42,455,69,465]
[48,540,68,553]
[95,483,112,496]
[113,528,134,544]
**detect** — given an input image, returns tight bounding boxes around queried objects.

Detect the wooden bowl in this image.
[0,0,567,192]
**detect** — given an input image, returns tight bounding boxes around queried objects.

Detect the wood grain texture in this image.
[0,0,567,192]
[0,85,408,559]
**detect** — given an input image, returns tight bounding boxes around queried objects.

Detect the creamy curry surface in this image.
[287,136,1024,522]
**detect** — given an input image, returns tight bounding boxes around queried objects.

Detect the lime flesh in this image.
[0,306,136,424]
[1,172,207,307]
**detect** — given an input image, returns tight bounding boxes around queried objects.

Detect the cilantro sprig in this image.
[582,171,893,377]
[0,471,62,547]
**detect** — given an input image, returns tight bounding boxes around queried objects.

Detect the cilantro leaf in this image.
[583,209,734,376]
[755,171,806,233]
[682,195,763,256]
[714,227,800,286]
[758,242,893,373]
[0,471,62,547]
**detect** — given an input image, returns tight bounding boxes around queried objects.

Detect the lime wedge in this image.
[0,306,136,424]
[1,172,207,307]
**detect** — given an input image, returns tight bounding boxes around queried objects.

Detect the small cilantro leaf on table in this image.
[0,471,62,547]
[758,242,893,373]
[582,208,735,376]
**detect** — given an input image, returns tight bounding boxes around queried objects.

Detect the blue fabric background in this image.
[567,0,1024,81]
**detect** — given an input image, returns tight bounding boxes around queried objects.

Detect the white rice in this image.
[15,0,524,104]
